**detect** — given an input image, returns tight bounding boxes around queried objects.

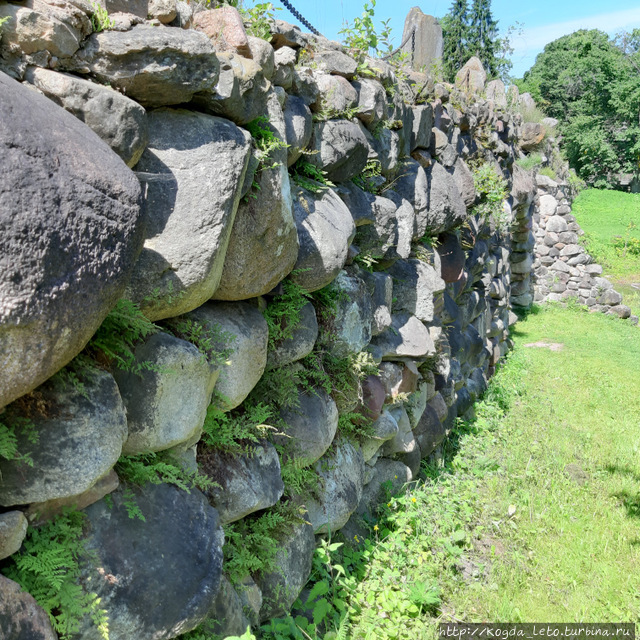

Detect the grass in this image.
[253,303,640,639]
[572,189,640,315]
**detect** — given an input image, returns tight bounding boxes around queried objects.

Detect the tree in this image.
[441,0,469,81]
[441,0,512,82]
[518,29,640,187]
[467,0,499,77]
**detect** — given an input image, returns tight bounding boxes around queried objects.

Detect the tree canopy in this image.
[518,29,640,188]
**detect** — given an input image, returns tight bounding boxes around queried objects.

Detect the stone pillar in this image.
[401,7,443,72]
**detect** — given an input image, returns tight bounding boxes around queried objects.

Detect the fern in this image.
[165,317,235,368]
[85,299,159,374]
[2,510,108,640]
[115,452,217,521]
[0,414,38,466]
[263,276,312,350]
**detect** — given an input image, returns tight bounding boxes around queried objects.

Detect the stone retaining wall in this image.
[0,2,615,638]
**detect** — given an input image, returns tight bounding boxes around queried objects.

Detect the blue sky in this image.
[270,0,640,77]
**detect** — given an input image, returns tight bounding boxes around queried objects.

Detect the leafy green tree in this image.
[518,29,640,187]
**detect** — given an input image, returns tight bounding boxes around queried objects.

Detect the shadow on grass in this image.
[613,491,640,520]
[604,463,640,484]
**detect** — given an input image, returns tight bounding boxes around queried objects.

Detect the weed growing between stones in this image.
[279,455,318,497]
[470,163,509,232]
[246,116,288,168]
[263,276,313,351]
[114,452,218,521]
[223,502,308,585]
[164,317,235,368]
[90,2,114,32]
[0,414,37,466]
[2,510,109,640]
[290,159,334,192]
[352,159,384,194]
[353,248,384,271]
[240,2,279,41]
[200,400,274,454]
[515,152,543,172]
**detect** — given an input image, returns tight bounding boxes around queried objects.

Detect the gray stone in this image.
[200,575,251,639]
[290,185,355,292]
[69,25,219,107]
[0,366,127,507]
[585,264,603,275]
[315,49,358,79]
[448,157,476,208]
[0,0,92,61]
[369,313,436,362]
[390,258,445,323]
[273,45,296,89]
[455,56,486,92]
[355,190,414,264]
[267,302,318,370]
[414,403,445,456]
[148,0,177,23]
[78,483,224,640]
[180,302,267,411]
[258,520,315,620]
[0,71,142,410]
[306,439,365,534]
[284,94,313,166]
[520,122,545,150]
[353,78,387,127]
[114,332,216,455]
[308,119,369,183]
[320,271,372,357]
[437,232,466,283]
[361,409,399,462]
[411,104,433,150]
[127,109,251,320]
[99,0,147,17]
[371,126,401,176]
[486,79,507,106]
[406,381,429,428]
[608,304,631,319]
[0,575,58,640]
[539,194,559,217]
[0,511,28,560]
[359,459,413,515]
[25,470,119,527]
[248,35,275,80]
[214,94,299,301]
[401,8,443,72]
[25,67,148,168]
[171,1,193,27]
[290,67,320,106]
[193,51,270,125]
[519,92,536,112]
[359,270,393,335]
[275,387,338,467]
[270,19,307,49]
[382,405,418,457]
[199,441,284,524]
[598,289,623,306]
[545,215,568,233]
[314,73,358,115]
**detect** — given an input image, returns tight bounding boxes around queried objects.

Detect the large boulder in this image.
[290,185,355,292]
[214,92,299,300]
[192,6,251,57]
[0,71,142,410]
[199,441,284,524]
[68,25,219,107]
[126,109,251,320]
[257,520,315,621]
[25,67,148,168]
[353,78,387,127]
[78,483,225,640]
[389,258,445,323]
[114,332,217,455]
[401,8,443,71]
[0,366,127,507]
[199,575,252,639]
[448,157,476,208]
[181,301,268,411]
[0,0,92,63]
[305,439,365,534]
[308,119,369,183]
[0,575,58,640]
[520,122,545,151]
[275,387,339,467]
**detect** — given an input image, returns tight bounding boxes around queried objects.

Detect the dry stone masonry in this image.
[0,3,635,639]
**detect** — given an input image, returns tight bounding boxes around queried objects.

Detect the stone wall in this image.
[532,177,638,322]
[0,2,575,639]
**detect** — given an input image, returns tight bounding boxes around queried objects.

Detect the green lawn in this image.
[258,305,640,640]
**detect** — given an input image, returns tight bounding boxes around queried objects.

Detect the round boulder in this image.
[0,71,143,410]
